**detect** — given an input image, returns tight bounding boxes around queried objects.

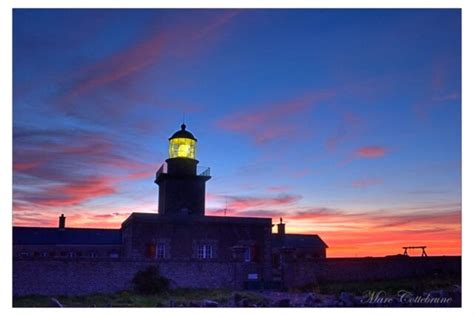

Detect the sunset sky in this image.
[13,9,461,257]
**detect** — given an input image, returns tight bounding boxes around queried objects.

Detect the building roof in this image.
[13,227,122,245]
[121,212,272,228]
[169,124,197,141]
[272,233,328,249]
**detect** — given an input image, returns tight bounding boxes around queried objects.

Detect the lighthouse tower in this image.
[154,124,211,216]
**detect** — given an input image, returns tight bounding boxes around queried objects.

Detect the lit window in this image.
[169,138,196,159]
[157,243,167,259]
[197,244,213,259]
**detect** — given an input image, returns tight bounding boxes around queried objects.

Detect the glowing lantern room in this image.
[168,124,197,160]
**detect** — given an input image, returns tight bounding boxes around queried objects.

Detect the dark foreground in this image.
[13,275,461,307]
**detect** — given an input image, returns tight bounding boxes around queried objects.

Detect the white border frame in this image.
[1,1,471,316]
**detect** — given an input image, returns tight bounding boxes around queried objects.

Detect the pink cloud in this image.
[355,146,387,158]
[26,176,116,207]
[13,127,157,210]
[413,60,460,120]
[65,34,166,101]
[59,11,241,109]
[13,161,42,172]
[216,90,335,143]
[227,194,301,210]
[191,10,241,41]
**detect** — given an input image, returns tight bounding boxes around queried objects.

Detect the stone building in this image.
[13,124,327,292]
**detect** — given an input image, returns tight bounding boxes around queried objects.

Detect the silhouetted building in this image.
[13,124,327,292]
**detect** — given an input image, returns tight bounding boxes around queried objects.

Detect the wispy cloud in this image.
[355,146,388,158]
[13,127,154,210]
[216,90,335,143]
[352,177,384,188]
[413,60,461,120]
[326,111,367,151]
[52,10,241,126]
[226,194,302,210]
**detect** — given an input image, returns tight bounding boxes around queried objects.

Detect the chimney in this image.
[277,217,285,235]
[59,214,66,230]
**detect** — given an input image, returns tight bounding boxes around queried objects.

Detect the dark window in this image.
[109,250,119,258]
[76,252,82,257]
[244,247,251,262]
[197,244,214,259]
[60,251,66,257]
[49,252,56,257]
[90,251,98,258]
[157,243,167,259]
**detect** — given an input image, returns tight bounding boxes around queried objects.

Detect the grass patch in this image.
[13,288,266,307]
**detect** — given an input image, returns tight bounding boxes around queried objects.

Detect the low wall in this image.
[13,259,247,296]
[13,256,462,296]
[283,256,461,288]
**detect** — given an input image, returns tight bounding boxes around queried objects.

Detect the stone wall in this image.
[13,259,251,296]
[13,256,461,296]
[282,256,461,288]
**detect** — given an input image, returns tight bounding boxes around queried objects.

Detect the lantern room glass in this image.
[169,138,196,159]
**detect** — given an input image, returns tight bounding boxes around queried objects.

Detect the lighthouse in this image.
[154,124,211,216]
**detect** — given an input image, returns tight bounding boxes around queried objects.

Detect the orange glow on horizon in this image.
[12,207,461,258]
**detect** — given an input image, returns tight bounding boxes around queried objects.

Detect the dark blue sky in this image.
[13,9,461,256]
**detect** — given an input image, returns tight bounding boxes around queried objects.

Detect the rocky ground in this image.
[17,285,461,307]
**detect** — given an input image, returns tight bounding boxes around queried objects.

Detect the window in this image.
[157,243,167,259]
[244,247,251,262]
[90,251,98,258]
[20,251,29,258]
[197,244,213,259]
[109,250,119,258]
[243,245,258,263]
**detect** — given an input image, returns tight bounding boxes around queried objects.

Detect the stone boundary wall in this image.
[13,256,462,296]
[283,256,461,288]
[13,259,247,296]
